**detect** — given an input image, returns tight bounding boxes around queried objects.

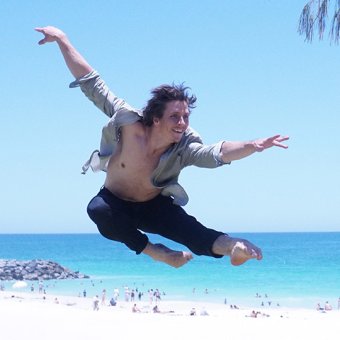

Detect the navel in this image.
[121,162,125,168]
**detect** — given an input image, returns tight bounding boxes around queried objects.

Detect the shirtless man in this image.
[36,26,289,268]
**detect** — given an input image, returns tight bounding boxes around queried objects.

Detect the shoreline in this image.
[1,278,338,311]
[2,233,340,311]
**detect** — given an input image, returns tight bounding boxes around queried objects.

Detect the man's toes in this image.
[230,243,262,266]
[256,250,263,260]
[184,252,193,261]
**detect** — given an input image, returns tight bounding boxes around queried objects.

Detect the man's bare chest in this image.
[110,136,161,176]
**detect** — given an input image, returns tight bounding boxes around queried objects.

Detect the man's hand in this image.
[220,135,289,163]
[35,25,92,79]
[35,26,66,45]
[252,135,289,152]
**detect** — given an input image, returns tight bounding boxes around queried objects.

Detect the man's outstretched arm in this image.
[35,26,93,79]
[220,135,289,163]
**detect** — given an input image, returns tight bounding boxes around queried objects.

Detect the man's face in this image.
[154,100,190,143]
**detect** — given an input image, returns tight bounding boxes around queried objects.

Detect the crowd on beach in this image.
[91,286,166,312]
[1,279,340,317]
[2,283,340,340]
[316,301,336,312]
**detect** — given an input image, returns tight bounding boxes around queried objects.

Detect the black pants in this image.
[87,187,224,257]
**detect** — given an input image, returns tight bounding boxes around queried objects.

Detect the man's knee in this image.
[87,197,114,239]
[86,195,148,253]
[87,196,106,221]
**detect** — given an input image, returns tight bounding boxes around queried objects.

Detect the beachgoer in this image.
[324,301,332,311]
[132,303,141,313]
[138,291,142,301]
[190,307,196,316]
[101,289,106,306]
[93,295,100,311]
[249,310,257,318]
[124,287,130,302]
[38,281,43,294]
[113,288,119,301]
[200,307,209,316]
[149,290,154,304]
[35,26,289,269]
[153,305,161,313]
[155,289,161,302]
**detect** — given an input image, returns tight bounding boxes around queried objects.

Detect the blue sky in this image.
[0,1,339,233]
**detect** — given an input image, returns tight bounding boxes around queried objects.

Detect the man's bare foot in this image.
[212,234,263,266]
[229,240,262,266]
[143,242,193,268]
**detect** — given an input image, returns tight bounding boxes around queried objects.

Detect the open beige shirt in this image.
[70,71,228,206]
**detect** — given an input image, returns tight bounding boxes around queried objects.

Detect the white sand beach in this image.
[1,291,338,340]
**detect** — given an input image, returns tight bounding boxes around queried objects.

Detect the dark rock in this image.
[0,259,89,281]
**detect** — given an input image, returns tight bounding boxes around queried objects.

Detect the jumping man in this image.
[36,26,289,268]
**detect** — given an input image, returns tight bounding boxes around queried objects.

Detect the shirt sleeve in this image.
[181,141,230,168]
[69,70,140,118]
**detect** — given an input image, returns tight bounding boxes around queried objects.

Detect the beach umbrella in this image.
[12,281,28,289]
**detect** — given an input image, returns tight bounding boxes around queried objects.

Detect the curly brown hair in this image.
[142,83,197,126]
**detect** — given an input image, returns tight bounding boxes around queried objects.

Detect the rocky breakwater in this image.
[0,259,90,281]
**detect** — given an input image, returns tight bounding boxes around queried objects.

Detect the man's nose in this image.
[177,117,186,125]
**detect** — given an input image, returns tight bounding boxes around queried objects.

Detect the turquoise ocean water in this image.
[1,232,339,309]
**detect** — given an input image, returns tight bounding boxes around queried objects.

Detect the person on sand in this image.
[200,307,209,316]
[132,303,141,313]
[324,301,332,311]
[93,295,100,311]
[247,310,258,318]
[153,305,161,313]
[316,303,323,311]
[190,307,197,316]
[35,26,289,269]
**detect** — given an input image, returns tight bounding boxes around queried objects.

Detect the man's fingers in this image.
[270,134,281,140]
[273,141,289,149]
[269,135,289,142]
[276,135,290,143]
[273,135,289,148]
[35,27,47,36]
[35,28,47,45]
[269,135,289,149]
